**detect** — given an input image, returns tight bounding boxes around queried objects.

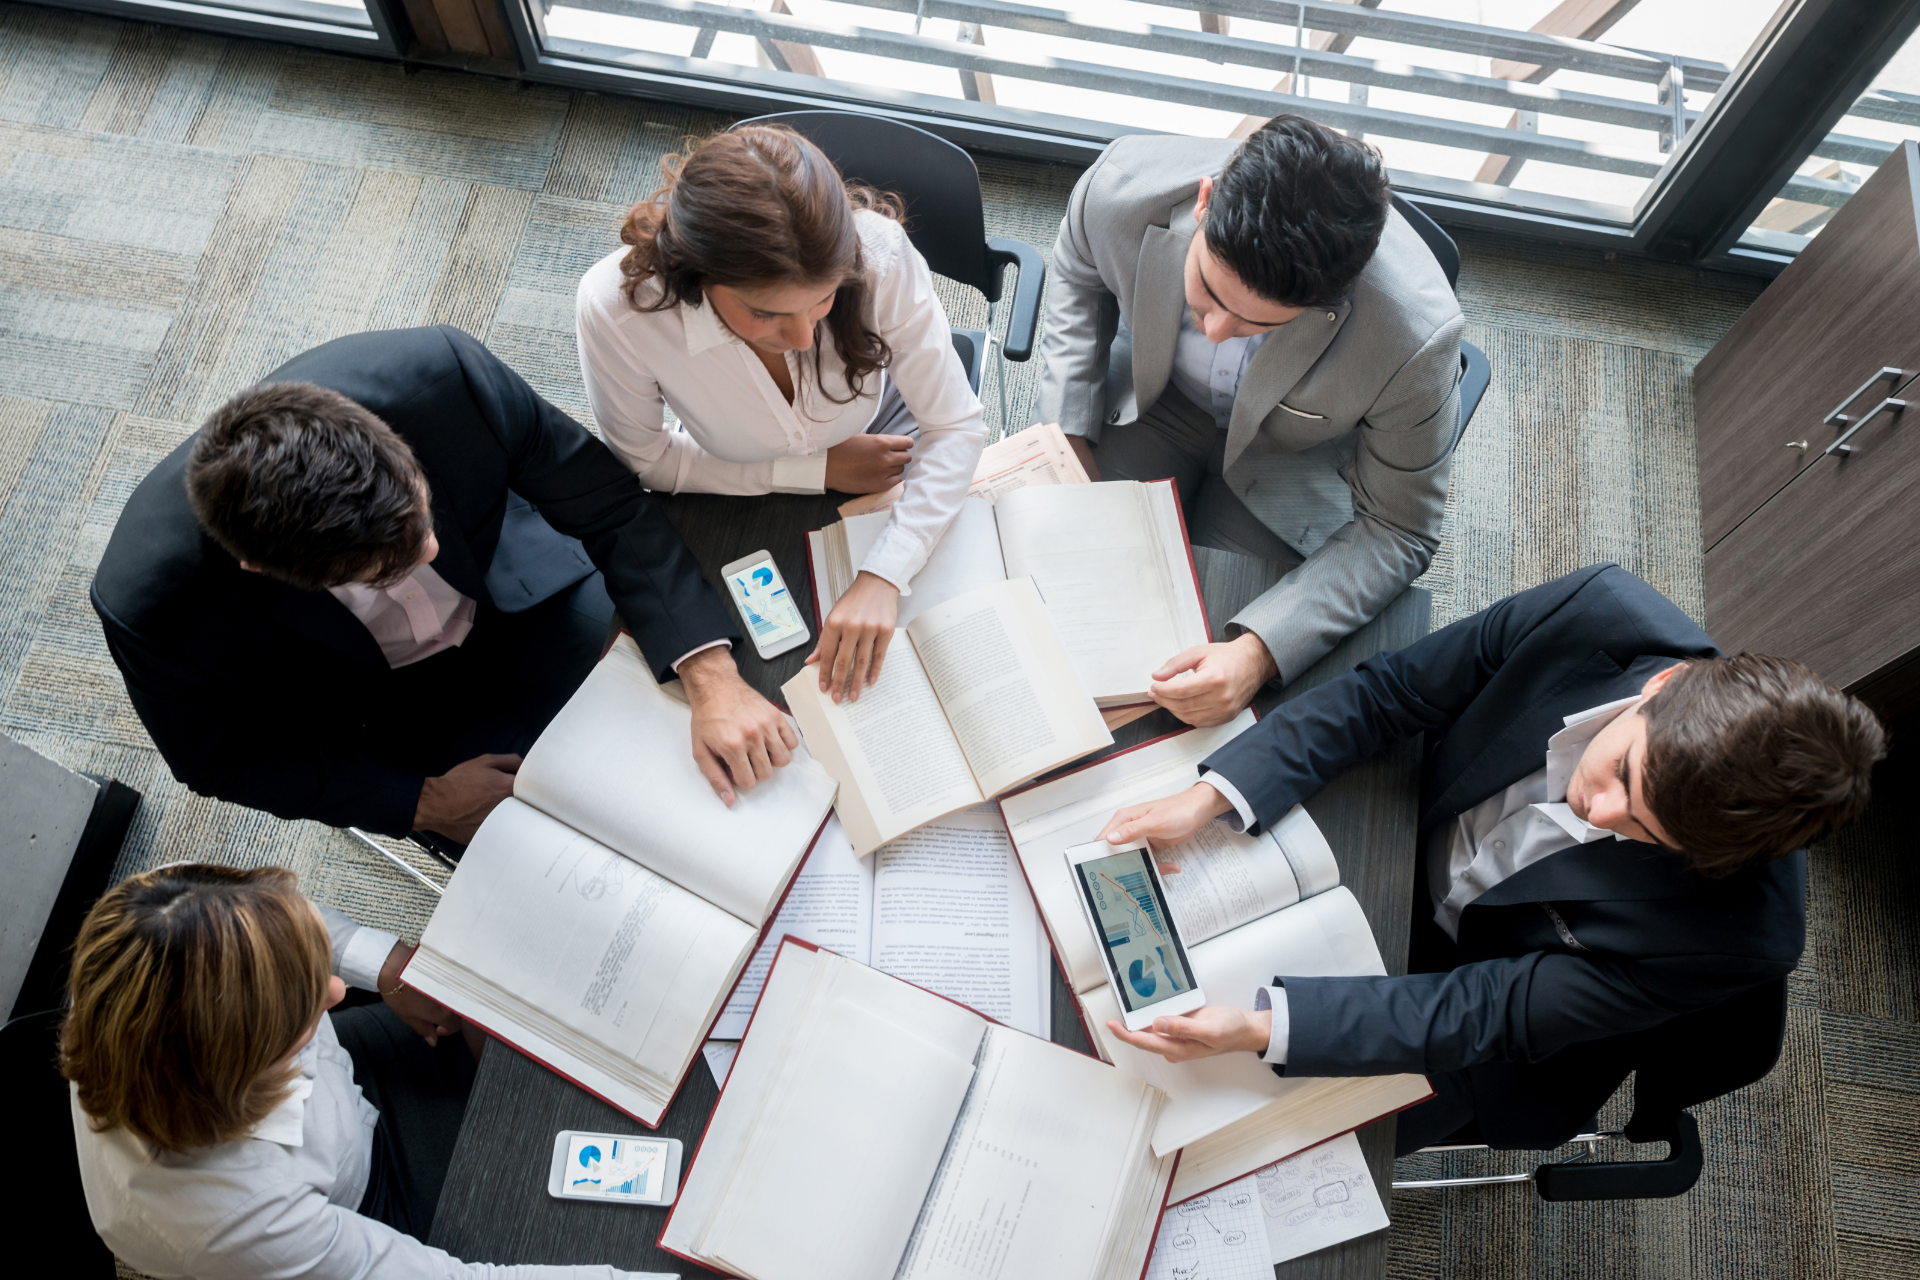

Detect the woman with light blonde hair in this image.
[61,863,672,1280]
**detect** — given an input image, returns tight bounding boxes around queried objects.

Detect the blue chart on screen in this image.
[567,1136,660,1199]
[1128,957,1158,999]
[751,566,774,586]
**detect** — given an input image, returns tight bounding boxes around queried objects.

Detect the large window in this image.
[41,0,1920,271]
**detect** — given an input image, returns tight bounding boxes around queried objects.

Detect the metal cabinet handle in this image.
[1826,397,1905,456]
[1824,366,1906,428]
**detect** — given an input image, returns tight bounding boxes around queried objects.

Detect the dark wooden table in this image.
[429,492,1430,1280]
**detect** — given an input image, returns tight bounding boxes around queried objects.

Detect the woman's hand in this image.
[1097,782,1234,871]
[825,434,914,493]
[1105,1006,1271,1063]
[378,941,462,1045]
[808,571,899,703]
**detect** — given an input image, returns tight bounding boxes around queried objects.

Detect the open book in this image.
[835,420,1087,518]
[997,714,1433,1201]
[809,480,1209,706]
[402,636,840,1125]
[711,806,1051,1042]
[661,941,1175,1280]
[783,577,1112,856]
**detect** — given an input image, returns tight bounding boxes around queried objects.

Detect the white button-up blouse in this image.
[576,210,986,593]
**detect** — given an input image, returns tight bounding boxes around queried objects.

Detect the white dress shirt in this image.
[329,566,475,668]
[70,903,668,1280]
[1208,695,1640,1065]
[576,210,986,593]
[1167,305,1269,430]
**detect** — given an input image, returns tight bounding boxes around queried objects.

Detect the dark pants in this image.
[355,572,616,781]
[1090,387,1306,566]
[333,1003,479,1242]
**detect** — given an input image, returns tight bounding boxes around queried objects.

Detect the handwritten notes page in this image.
[1255,1132,1390,1264]
[1145,1176,1271,1280]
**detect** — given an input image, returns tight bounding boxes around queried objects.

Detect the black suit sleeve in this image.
[443,328,737,678]
[1200,565,1614,833]
[92,588,427,835]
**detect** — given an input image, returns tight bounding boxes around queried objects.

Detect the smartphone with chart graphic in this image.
[547,1131,682,1205]
[721,550,811,659]
[1066,839,1206,1029]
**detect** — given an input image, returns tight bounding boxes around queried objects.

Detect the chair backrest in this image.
[1390,192,1460,293]
[1625,977,1788,1140]
[2,1008,118,1276]
[733,111,998,299]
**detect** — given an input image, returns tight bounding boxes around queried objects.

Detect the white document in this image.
[1256,1133,1390,1264]
[701,1039,739,1089]
[832,497,1007,627]
[1146,1175,1272,1280]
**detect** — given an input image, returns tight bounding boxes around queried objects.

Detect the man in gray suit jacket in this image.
[1037,116,1463,724]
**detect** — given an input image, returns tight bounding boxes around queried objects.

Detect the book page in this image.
[994,483,1186,704]
[997,715,1258,994]
[711,815,873,1039]
[838,422,1089,518]
[705,998,982,1280]
[824,498,1009,627]
[906,577,1111,799]
[784,643,984,856]
[514,635,839,926]
[1084,887,1411,1159]
[870,806,1049,1039]
[896,1025,1165,1280]
[1140,480,1211,659]
[408,799,757,1099]
[1158,805,1340,945]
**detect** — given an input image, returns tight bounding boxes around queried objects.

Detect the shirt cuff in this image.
[339,924,400,993]
[771,452,829,494]
[1253,985,1289,1064]
[855,521,928,595]
[1200,768,1258,834]
[671,639,732,671]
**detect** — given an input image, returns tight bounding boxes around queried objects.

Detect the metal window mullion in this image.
[830,0,1699,134]
[567,0,1669,177]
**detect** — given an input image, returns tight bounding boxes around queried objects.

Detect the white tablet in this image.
[546,1131,682,1206]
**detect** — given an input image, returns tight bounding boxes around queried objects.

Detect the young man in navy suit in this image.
[1097,565,1885,1151]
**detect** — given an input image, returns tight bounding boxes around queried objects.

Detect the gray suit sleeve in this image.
[1227,313,1463,683]
[1035,151,1122,441]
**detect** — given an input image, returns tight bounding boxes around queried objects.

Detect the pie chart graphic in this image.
[1128,957,1158,1000]
[751,567,774,586]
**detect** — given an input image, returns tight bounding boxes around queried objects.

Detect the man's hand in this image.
[825,434,914,493]
[1098,782,1233,869]
[377,940,461,1045]
[415,753,521,842]
[1148,633,1278,727]
[807,571,899,704]
[1105,1006,1271,1063]
[1066,433,1101,481]
[678,646,798,806]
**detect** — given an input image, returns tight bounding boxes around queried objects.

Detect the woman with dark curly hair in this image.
[577,124,985,705]
[62,862,670,1280]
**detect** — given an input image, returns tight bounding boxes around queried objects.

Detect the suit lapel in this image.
[420,476,489,603]
[1225,298,1348,472]
[1130,201,1196,414]
[1421,651,1683,831]
[1473,836,1695,906]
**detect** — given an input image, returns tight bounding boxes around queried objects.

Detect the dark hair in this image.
[1204,114,1391,308]
[618,124,901,407]
[187,382,432,591]
[61,864,333,1152]
[1641,654,1887,873]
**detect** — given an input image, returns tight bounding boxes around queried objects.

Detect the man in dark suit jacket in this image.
[1096,565,1885,1151]
[94,326,797,843]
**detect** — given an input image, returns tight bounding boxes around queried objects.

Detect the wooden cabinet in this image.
[1697,140,1920,717]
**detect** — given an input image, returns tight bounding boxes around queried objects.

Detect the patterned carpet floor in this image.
[1,4,1912,1274]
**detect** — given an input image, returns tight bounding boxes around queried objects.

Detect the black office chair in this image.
[1394,977,1789,1200]
[732,110,1047,429]
[1390,193,1490,455]
[2,1007,118,1276]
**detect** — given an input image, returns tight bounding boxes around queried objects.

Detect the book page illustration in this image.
[1145,1174,1271,1280]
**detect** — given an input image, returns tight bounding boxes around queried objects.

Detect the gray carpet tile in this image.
[0,6,1908,1275]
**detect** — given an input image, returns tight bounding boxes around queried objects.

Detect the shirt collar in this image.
[681,293,740,358]
[246,1037,318,1147]
[1533,694,1643,845]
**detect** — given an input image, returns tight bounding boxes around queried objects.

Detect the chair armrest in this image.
[1533,1111,1703,1201]
[985,237,1046,362]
